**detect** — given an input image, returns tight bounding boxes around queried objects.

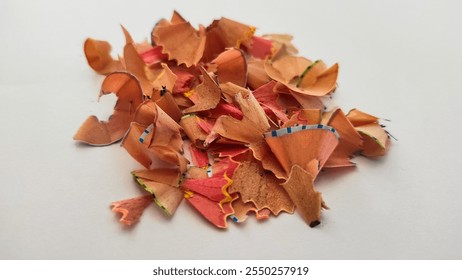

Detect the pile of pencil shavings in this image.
[74,11,391,229]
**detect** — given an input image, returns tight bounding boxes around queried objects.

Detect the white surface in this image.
[1,0,462,259]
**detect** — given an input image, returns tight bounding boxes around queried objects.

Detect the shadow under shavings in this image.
[73,139,123,149]
[317,165,357,184]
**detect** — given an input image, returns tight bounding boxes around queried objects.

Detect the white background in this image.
[1,0,461,259]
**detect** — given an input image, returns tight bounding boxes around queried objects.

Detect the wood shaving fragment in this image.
[265,45,339,97]
[134,177,184,216]
[346,108,380,127]
[231,197,271,223]
[111,195,153,226]
[202,17,255,62]
[219,82,248,103]
[185,192,235,229]
[282,165,322,227]
[182,66,221,114]
[230,160,295,215]
[131,168,181,186]
[84,38,123,74]
[346,109,391,157]
[322,108,363,168]
[211,48,247,87]
[153,21,206,67]
[74,72,143,146]
[264,125,339,178]
[247,57,272,89]
[356,123,390,157]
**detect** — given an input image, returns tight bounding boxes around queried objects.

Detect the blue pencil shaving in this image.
[139,124,154,143]
[265,124,339,139]
[207,164,213,178]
